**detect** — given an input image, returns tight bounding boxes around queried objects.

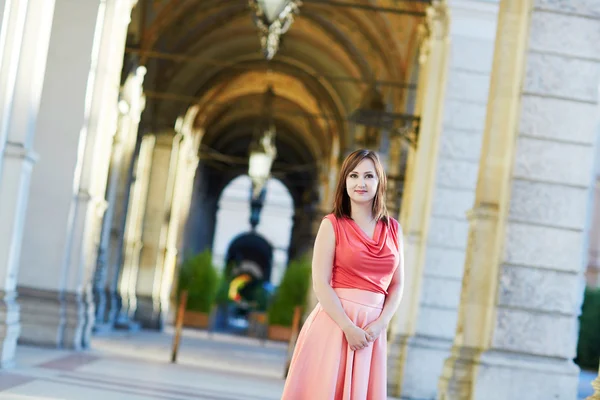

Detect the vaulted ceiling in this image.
[126,0,427,203]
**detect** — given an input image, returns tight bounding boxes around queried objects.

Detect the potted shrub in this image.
[267,256,311,341]
[178,250,220,329]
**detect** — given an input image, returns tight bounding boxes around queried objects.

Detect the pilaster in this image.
[397,1,500,397]
[159,127,201,323]
[93,65,146,331]
[438,0,600,398]
[0,0,55,365]
[134,133,181,329]
[386,2,450,396]
[115,134,155,329]
[17,0,134,348]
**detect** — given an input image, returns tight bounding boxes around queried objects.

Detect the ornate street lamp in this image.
[349,85,421,149]
[248,87,278,200]
[249,0,302,60]
[248,128,277,199]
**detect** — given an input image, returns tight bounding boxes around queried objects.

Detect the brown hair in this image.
[332,149,389,223]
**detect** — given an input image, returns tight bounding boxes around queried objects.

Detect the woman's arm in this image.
[311,218,353,330]
[378,256,404,325]
[365,226,405,340]
[312,218,370,351]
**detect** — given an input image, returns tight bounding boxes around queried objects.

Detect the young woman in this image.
[281,149,405,400]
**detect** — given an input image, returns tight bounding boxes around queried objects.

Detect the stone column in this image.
[288,205,311,262]
[93,66,147,332]
[173,108,202,258]
[0,0,56,366]
[134,133,182,329]
[158,130,200,324]
[17,0,135,349]
[115,134,155,329]
[438,0,600,398]
[386,3,450,396]
[393,1,500,398]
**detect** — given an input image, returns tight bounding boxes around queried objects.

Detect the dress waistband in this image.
[334,288,385,309]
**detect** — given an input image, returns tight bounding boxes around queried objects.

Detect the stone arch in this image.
[225,232,274,281]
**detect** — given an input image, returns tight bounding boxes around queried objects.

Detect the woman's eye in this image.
[349,174,358,178]
[366,174,374,179]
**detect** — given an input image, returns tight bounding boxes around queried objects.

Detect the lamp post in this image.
[248,126,277,199]
[249,0,302,60]
[248,133,275,229]
[248,87,277,198]
[247,87,278,230]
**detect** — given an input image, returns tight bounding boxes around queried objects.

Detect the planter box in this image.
[183,310,210,329]
[268,325,293,342]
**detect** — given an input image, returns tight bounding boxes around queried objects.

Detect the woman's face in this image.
[345,158,379,205]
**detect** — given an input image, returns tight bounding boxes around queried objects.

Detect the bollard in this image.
[283,306,302,378]
[171,290,188,363]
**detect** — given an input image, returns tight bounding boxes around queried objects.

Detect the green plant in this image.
[267,256,311,327]
[215,277,231,306]
[576,287,600,370]
[177,250,220,313]
[252,284,271,312]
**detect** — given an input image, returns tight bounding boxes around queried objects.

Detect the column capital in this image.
[418,2,451,64]
[427,2,451,39]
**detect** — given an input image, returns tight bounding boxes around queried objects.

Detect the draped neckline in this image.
[347,217,383,243]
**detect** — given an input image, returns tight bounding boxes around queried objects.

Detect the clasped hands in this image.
[342,319,387,351]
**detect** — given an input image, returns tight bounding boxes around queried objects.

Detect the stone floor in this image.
[0,329,287,400]
[0,328,595,399]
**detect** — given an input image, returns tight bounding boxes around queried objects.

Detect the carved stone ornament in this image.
[249,0,302,60]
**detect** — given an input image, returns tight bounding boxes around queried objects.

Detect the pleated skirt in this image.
[281,288,387,400]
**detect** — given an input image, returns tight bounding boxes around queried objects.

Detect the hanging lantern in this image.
[248,87,277,201]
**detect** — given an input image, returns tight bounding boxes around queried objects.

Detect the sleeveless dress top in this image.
[324,213,400,296]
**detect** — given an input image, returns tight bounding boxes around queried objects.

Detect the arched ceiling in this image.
[128,0,427,182]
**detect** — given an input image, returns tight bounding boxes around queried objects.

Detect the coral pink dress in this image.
[281,214,401,400]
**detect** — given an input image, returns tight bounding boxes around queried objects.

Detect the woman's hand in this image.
[363,319,388,342]
[343,324,371,351]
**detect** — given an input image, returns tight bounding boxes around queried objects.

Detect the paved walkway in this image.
[0,328,594,399]
[0,329,287,400]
